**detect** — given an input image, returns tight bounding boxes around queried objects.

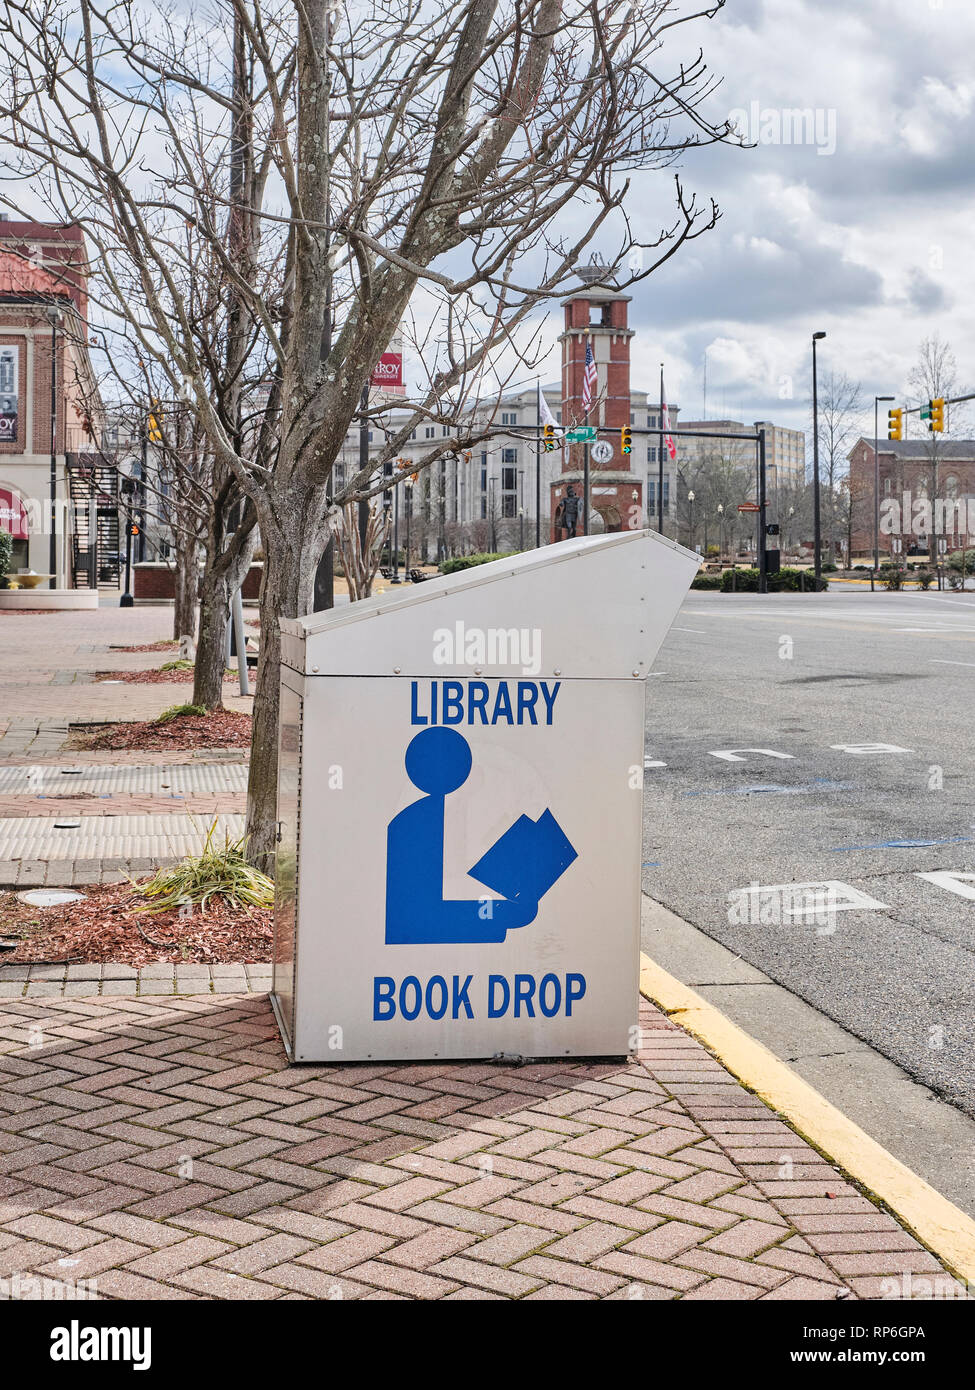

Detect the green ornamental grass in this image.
[134,821,274,914]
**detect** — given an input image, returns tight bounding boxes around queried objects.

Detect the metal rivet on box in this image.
[393,666,401,674]
[554,668,561,676]
[312,665,319,672]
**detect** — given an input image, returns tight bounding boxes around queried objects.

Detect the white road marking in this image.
[915,871,975,901]
[928,659,975,669]
[729,880,887,916]
[709,748,795,763]
[672,626,708,634]
[829,743,913,755]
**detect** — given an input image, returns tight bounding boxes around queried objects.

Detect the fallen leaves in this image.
[0,884,272,966]
[71,708,252,751]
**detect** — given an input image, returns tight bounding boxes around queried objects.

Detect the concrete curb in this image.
[639,951,975,1288]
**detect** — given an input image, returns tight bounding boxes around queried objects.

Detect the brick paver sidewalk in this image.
[0,995,961,1301]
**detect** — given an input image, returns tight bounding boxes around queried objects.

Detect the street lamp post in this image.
[873,395,895,593]
[687,489,695,550]
[391,469,401,583]
[812,332,826,586]
[47,306,61,587]
[716,502,724,562]
[404,480,413,579]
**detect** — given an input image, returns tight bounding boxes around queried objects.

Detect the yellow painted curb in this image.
[639,952,975,1287]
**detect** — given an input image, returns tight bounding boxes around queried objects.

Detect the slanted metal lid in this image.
[285,530,698,680]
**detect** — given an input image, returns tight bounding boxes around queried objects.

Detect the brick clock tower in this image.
[552,262,640,540]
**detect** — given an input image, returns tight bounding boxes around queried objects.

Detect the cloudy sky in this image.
[538,0,975,447]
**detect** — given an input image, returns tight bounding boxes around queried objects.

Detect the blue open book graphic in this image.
[468,809,577,904]
[385,727,578,945]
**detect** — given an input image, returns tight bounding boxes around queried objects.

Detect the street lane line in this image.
[929,659,975,669]
[639,951,975,1286]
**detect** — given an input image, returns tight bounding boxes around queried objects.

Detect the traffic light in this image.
[147,401,162,443]
[887,408,903,441]
[928,398,945,433]
[620,424,632,455]
[129,522,140,537]
[542,423,555,451]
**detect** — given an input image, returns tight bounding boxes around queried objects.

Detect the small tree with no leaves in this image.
[0,0,735,866]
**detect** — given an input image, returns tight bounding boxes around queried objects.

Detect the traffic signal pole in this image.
[758,427,768,595]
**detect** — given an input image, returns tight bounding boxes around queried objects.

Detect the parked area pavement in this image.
[0,994,963,1301]
[0,606,252,734]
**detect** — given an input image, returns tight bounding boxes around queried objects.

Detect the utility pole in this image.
[812,332,826,586]
[657,364,665,535]
[873,395,894,592]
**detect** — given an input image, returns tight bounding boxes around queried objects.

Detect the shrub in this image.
[690,572,722,589]
[720,567,827,593]
[821,562,837,573]
[440,552,513,574]
[0,530,12,581]
[880,565,904,591]
[134,821,274,913]
[154,703,207,724]
[915,570,934,590]
[159,658,194,672]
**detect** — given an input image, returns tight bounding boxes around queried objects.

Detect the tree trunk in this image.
[193,523,257,710]
[172,540,198,643]
[245,492,329,872]
[194,561,230,709]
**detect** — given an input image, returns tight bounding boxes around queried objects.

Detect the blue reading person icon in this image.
[385,727,577,945]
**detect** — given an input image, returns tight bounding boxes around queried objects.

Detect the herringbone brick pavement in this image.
[0,994,964,1301]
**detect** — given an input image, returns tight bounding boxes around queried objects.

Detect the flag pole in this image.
[535,377,542,548]
[583,330,591,536]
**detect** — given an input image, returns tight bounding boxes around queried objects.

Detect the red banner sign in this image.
[370,352,403,388]
[0,488,29,539]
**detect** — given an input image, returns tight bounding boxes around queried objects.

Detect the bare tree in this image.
[0,0,735,867]
[908,334,968,565]
[809,370,861,561]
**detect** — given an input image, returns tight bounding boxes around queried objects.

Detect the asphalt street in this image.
[641,590,975,1119]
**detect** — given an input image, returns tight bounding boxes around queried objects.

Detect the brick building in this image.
[0,219,106,588]
[847,436,975,556]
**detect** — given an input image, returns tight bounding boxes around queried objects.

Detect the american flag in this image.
[581,338,597,417]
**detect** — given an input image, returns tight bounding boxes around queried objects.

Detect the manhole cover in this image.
[16,889,86,908]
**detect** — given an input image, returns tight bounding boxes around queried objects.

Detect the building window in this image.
[501,412,517,426]
[501,448,517,465]
[946,474,959,498]
[648,446,656,464]
[501,465,517,518]
[647,477,670,517]
[424,425,435,439]
[555,410,562,424]
[648,414,657,429]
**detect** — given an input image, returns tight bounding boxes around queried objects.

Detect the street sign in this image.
[737,502,760,513]
[590,440,613,464]
[273,532,700,1062]
[565,426,597,443]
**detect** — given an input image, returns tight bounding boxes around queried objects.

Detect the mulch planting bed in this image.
[108,640,179,652]
[0,884,271,966]
[95,668,245,685]
[70,708,252,751]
